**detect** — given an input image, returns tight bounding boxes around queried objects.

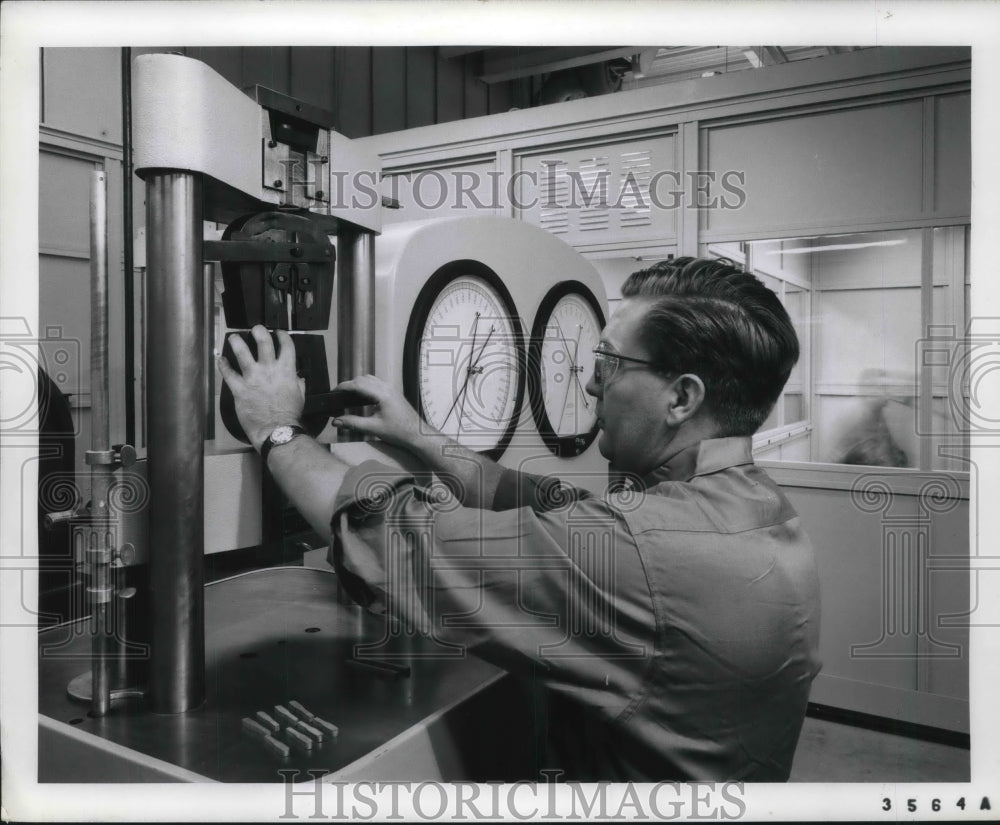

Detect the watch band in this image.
[260,424,307,467]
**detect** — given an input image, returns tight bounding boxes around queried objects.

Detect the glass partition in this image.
[702,226,969,472]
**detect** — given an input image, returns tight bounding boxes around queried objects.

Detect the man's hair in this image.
[621,256,799,436]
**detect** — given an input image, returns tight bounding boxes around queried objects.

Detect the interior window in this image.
[703,227,969,471]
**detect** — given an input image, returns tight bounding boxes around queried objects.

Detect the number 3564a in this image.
[882,796,991,813]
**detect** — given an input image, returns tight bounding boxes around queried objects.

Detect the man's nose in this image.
[585,370,601,399]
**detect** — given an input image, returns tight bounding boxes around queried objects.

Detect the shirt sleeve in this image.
[328,460,654,722]
[489,466,592,512]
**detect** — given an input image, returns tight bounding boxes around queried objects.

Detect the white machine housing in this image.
[369,216,610,488]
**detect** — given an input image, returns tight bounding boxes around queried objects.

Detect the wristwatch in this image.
[260,424,307,467]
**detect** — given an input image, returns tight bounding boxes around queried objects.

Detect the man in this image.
[219,256,821,782]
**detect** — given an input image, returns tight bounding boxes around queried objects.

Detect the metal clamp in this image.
[84,444,138,469]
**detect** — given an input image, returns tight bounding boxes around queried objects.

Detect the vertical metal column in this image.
[336,226,376,441]
[145,172,206,713]
[88,171,113,717]
[204,263,216,440]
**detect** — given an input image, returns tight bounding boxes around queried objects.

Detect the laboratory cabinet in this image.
[773,475,969,733]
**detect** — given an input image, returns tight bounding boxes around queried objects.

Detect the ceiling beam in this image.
[478,46,641,83]
[438,47,487,60]
[742,46,789,68]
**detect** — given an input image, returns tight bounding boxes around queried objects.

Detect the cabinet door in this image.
[782,483,969,733]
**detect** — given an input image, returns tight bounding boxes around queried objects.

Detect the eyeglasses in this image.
[591,348,662,385]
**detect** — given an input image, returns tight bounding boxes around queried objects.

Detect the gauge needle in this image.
[441,313,479,430]
[552,317,591,411]
[441,315,495,431]
[457,325,495,430]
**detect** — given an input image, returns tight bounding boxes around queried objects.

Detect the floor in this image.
[789,715,970,782]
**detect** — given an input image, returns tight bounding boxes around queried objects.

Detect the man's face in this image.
[585,298,679,476]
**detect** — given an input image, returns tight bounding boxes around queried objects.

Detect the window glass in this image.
[703,226,969,471]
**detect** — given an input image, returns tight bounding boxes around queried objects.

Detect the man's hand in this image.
[334,374,506,508]
[217,325,306,451]
[332,374,426,448]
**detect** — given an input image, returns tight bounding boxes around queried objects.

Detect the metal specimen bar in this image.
[294,720,323,743]
[287,700,315,721]
[255,711,281,733]
[242,717,270,737]
[145,172,206,713]
[285,726,313,751]
[312,716,340,739]
[262,734,291,758]
[274,704,299,727]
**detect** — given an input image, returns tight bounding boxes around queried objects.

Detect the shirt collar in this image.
[638,436,754,489]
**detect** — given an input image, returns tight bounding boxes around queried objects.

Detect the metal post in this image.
[204,262,216,440]
[336,226,376,441]
[145,172,206,713]
[88,170,113,717]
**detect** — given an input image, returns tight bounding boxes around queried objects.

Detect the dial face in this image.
[405,263,525,458]
[529,282,606,457]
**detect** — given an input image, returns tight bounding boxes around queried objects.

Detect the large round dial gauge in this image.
[529,281,606,457]
[403,260,526,459]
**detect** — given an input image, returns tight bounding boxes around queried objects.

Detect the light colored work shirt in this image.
[328,436,821,781]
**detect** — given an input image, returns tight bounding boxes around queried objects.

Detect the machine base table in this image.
[38,567,536,782]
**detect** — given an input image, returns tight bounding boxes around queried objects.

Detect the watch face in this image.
[404,261,525,459]
[271,425,296,445]
[529,281,605,457]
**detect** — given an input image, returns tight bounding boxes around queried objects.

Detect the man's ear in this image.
[665,373,706,425]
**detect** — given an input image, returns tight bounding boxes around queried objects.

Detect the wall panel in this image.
[702,100,925,236]
[289,48,338,119]
[241,46,291,95]
[335,47,373,137]
[923,499,970,711]
[783,486,919,692]
[436,50,466,124]
[934,92,971,215]
[39,151,98,254]
[42,48,121,143]
[464,56,488,120]
[406,48,437,129]
[383,159,500,225]
[372,47,407,135]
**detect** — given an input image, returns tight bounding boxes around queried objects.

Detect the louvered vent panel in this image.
[518,135,676,247]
